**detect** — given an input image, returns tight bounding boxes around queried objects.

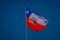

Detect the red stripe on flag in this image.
[26,17,45,31]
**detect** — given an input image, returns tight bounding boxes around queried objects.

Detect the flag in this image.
[26,8,48,31]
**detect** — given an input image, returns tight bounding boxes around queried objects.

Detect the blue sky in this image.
[0,0,60,40]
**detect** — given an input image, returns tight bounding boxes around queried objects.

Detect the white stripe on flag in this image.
[29,13,48,26]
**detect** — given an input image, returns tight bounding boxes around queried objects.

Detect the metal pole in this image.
[25,7,28,40]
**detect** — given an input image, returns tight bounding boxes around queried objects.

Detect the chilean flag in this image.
[26,8,48,31]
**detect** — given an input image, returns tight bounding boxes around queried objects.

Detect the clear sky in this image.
[0,0,60,40]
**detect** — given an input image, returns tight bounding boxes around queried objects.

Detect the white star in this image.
[26,10,29,14]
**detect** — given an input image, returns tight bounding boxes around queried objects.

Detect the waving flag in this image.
[26,8,48,31]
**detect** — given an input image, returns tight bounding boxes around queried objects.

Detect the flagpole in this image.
[25,7,28,40]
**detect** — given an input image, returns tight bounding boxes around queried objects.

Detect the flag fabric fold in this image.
[26,8,48,31]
